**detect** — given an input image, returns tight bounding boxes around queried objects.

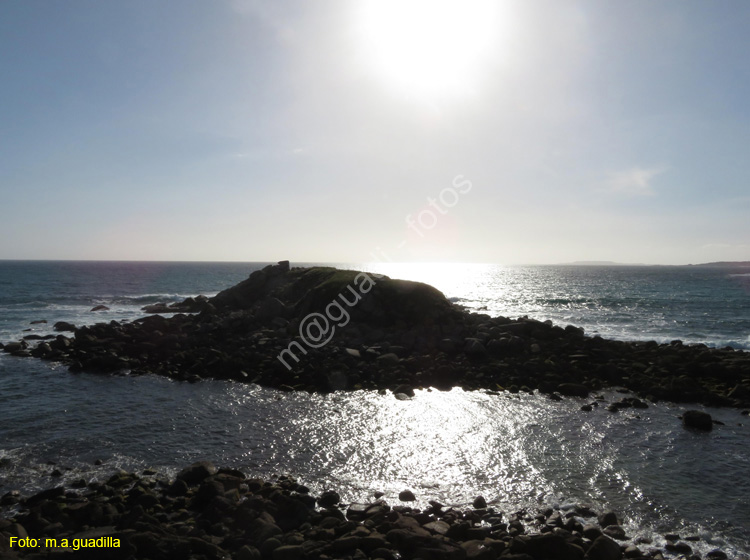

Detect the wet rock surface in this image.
[3,262,750,409]
[0,463,723,560]
[681,410,714,431]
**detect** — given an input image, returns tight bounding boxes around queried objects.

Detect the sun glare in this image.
[356,0,502,100]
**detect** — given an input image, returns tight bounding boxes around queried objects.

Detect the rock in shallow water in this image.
[175,460,218,484]
[682,409,713,431]
[586,535,623,560]
[53,321,76,332]
[602,524,628,540]
[317,490,340,508]
[598,511,619,528]
[398,489,416,502]
[472,495,487,509]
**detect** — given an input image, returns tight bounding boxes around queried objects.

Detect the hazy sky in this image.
[1,1,749,264]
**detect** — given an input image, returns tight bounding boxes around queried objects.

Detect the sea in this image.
[1,261,749,556]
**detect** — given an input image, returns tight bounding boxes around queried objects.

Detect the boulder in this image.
[585,536,622,560]
[273,545,305,560]
[2,341,25,353]
[682,410,713,431]
[424,520,451,536]
[598,512,618,528]
[399,489,416,502]
[175,461,217,485]
[317,490,340,508]
[512,534,583,560]
[557,383,590,398]
[377,353,401,366]
[346,503,370,520]
[582,525,602,540]
[53,321,76,332]
[91,305,110,312]
[602,525,627,541]
[247,517,283,544]
[440,338,462,355]
[388,532,466,560]
[394,384,415,397]
[464,339,489,360]
[472,495,487,509]
[665,542,692,555]
[461,540,495,560]
[236,545,262,560]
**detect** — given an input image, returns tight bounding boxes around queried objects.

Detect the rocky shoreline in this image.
[2,261,750,410]
[0,462,733,560]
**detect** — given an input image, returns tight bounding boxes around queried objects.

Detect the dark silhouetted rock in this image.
[176,461,217,485]
[399,489,416,502]
[586,535,622,560]
[2,341,25,353]
[682,410,713,431]
[603,524,627,540]
[665,541,692,555]
[598,511,618,528]
[472,496,487,509]
[317,490,340,508]
[558,383,590,398]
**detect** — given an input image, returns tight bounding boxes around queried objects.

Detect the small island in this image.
[3,261,749,410]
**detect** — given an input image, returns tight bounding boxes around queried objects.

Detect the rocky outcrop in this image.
[209,262,458,327]
[1,464,719,560]
[142,295,209,314]
[3,262,750,408]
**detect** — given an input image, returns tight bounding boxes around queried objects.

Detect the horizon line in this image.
[0,258,747,267]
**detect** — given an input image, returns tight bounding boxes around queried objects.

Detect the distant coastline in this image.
[558,260,750,267]
[557,260,647,266]
[688,260,750,268]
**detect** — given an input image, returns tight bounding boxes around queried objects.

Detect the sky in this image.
[1,0,749,265]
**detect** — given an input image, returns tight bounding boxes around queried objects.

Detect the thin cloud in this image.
[602,166,666,196]
[228,0,296,43]
[700,243,750,251]
[229,0,265,17]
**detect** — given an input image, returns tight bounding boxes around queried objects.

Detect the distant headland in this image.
[689,261,750,267]
[559,260,750,267]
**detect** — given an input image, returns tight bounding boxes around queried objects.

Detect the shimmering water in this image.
[359,262,750,350]
[1,261,749,556]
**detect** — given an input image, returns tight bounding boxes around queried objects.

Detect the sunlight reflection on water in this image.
[2,360,750,556]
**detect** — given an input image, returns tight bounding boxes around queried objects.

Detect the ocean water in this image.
[1,261,749,556]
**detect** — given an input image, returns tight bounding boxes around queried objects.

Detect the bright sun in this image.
[356,0,501,100]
